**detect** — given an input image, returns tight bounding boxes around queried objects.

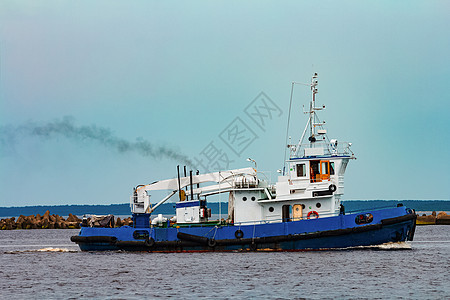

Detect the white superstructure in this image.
[131,73,355,225]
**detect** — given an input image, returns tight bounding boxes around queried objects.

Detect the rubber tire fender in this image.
[207,238,217,248]
[329,184,337,193]
[235,230,244,239]
[145,237,155,248]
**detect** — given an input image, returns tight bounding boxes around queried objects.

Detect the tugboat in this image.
[71,73,417,251]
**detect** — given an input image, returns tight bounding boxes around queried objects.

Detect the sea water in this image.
[0,226,449,299]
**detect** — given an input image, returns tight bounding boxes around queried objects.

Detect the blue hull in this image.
[71,207,416,252]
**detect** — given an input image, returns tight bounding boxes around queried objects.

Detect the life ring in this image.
[235,230,244,239]
[207,238,217,248]
[145,237,155,247]
[307,211,319,219]
[329,184,337,193]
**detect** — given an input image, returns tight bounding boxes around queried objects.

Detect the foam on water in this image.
[335,241,413,251]
[4,247,78,254]
[36,247,77,252]
[375,241,412,250]
[325,241,412,251]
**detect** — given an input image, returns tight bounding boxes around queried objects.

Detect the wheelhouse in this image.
[292,159,335,183]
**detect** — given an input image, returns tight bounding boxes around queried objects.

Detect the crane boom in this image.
[131,167,256,214]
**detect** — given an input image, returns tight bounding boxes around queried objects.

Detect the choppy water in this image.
[0,226,449,299]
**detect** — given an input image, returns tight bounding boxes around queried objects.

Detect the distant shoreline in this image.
[1,200,449,218]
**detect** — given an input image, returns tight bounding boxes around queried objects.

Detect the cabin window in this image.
[316,202,321,208]
[269,207,274,212]
[251,196,256,201]
[330,162,335,175]
[312,160,330,182]
[310,161,320,183]
[296,164,306,177]
[321,162,328,175]
[243,197,247,201]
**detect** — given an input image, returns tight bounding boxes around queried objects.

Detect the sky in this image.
[0,1,449,207]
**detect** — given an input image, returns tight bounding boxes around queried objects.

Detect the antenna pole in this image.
[283,82,295,175]
[309,73,318,146]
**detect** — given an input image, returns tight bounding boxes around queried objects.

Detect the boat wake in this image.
[346,242,412,251]
[375,242,412,250]
[35,247,77,252]
[5,247,78,254]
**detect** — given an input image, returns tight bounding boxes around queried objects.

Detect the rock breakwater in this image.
[417,211,450,225]
[0,211,133,230]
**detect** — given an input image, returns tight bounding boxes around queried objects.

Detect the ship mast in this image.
[296,72,326,157]
[283,72,324,174]
[309,73,319,146]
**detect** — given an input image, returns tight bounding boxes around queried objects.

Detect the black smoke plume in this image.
[0,116,195,167]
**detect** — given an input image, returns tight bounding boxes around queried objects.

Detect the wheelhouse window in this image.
[296,164,306,177]
[310,161,320,183]
[311,160,332,182]
[321,162,329,175]
[320,160,331,181]
[330,162,335,175]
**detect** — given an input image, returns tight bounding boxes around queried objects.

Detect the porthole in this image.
[316,203,321,208]
[301,204,305,209]
[269,207,274,212]
[243,197,247,201]
[251,196,256,201]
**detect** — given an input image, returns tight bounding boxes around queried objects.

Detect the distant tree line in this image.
[0,200,448,218]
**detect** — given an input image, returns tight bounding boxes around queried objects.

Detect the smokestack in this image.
[177,165,182,201]
[184,166,188,194]
[190,170,194,202]
[196,170,200,200]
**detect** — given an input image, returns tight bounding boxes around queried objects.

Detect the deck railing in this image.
[288,141,354,158]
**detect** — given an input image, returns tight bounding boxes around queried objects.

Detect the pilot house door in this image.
[320,160,330,181]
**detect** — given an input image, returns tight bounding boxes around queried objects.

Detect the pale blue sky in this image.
[1,1,449,207]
